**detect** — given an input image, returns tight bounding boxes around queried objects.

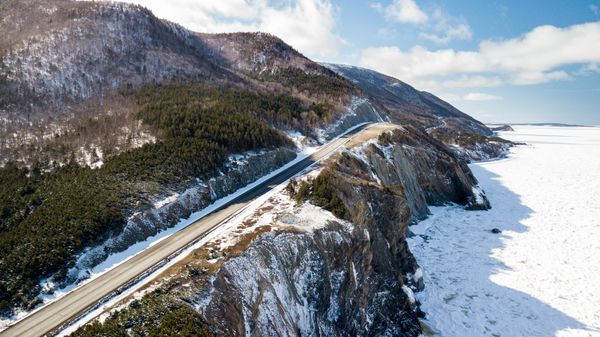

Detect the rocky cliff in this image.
[192,127,488,337]
[71,125,489,337]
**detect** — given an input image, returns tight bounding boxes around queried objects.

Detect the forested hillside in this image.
[0,84,336,315]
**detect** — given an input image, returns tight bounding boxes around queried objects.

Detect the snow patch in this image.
[402,284,416,305]
[413,268,423,283]
[153,193,179,209]
[471,185,486,205]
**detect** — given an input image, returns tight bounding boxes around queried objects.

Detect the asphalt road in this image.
[0,122,376,337]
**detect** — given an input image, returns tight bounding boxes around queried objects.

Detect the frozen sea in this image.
[409,126,600,337]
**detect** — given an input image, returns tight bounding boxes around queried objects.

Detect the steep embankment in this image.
[71,125,489,337]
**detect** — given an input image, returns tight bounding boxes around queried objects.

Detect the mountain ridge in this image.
[323,63,492,136]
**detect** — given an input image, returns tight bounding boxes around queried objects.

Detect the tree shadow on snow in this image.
[412,163,597,336]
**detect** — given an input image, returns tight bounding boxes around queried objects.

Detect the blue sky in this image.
[125,0,600,124]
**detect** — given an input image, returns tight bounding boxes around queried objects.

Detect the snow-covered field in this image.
[409,126,600,337]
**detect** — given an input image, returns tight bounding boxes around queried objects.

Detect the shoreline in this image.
[410,125,600,336]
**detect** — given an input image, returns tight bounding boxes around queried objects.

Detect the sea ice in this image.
[409,126,600,336]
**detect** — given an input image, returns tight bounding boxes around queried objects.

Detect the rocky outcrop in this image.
[322,64,514,163]
[490,124,515,132]
[195,179,422,337]
[450,138,512,162]
[182,125,488,336]
[349,125,489,219]
[427,126,513,162]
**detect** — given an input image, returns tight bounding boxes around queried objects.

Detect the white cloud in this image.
[359,21,600,90]
[419,8,472,45]
[438,92,503,102]
[463,93,503,101]
[479,23,600,72]
[121,0,344,59]
[373,4,471,44]
[360,45,486,80]
[509,70,571,85]
[259,0,343,58]
[376,0,428,24]
[415,75,502,92]
[441,75,503,89]
[370,2,384,11]
[420,23,472,44]
[575,62,600,75]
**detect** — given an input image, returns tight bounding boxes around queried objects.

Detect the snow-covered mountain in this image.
[0,0,499,169]
[0,0,355,168]
[0,1,509,335]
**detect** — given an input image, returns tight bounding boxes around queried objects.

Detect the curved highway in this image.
[0,123,387,337]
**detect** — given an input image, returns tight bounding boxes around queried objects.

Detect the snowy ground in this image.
[409,126,600,337]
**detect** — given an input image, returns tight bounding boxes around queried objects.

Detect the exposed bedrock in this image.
[66,148,296,283]
[186,126,489,337]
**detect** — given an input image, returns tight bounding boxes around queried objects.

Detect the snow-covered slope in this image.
[0,0,233,120]
[0,0,359,168]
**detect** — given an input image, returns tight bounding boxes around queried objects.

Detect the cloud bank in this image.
[371,1,473,45]
[359,21,600,90]
[419,8,472,45]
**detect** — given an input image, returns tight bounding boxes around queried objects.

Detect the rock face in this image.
[185,126,488,337]
[349,125,488,220]
[321,97,388,140]
[195,182,422,337]
[450,138,513,162]
[66,148,296,283]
